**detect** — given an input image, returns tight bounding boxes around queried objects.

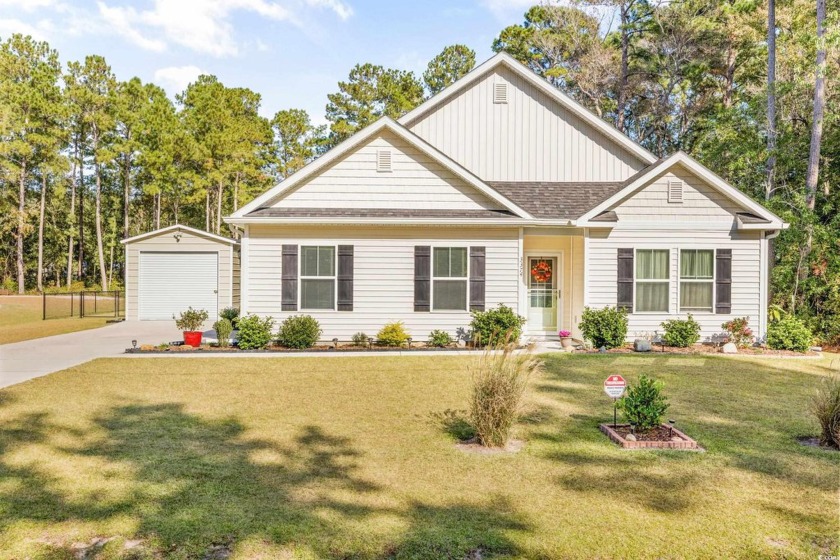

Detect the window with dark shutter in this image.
[281,244,298,311]
[469,246,485,311]
[337,245,354,311]
[617,248,634,312]
[414,246,431,312]
[715,249,732,314]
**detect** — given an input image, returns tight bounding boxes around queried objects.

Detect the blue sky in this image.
[0,0,554,124]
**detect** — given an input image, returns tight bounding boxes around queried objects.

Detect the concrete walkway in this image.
[0,321,180,389]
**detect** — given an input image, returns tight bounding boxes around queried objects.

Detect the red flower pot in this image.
[183,331,202,347]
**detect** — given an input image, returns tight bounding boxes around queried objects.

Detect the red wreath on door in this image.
[530,261,552,283]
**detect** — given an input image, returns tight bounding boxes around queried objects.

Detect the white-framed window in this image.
[432,247,468,311]
[635,249,669,312]
[300,245,335,310]
[679,249,714,312]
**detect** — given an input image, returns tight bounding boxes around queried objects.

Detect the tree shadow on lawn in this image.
[0,402,530,559]
[534,354,840,496]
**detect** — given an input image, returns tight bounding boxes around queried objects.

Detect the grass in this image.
[0,295,108,345]
[0,353,837,559]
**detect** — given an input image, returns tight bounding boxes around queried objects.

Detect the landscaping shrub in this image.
[468,344,541,447]
[174,307,208,332]
[351,332,369,347]
[377,321,410,347]
[213,318,233,348]
[236,314,275,350]
[428,329,452,347]
[618,375,670,431]
[767,316,812,352]
[277,315,322,349]
[470,304,526,346]
[579,306,628,349]
[220,307,240,329]
[721,316,754,348]
[661,314,701,347]
[811,374,840,448]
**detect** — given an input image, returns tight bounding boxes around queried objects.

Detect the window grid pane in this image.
[301,246,335,277]
[433,280,467,311]
[680,282,713,311]
[636,282,669,312]
[680,249,713,279]
[301,279,335,309]
[637,249,669,280]
[434,248,450,277]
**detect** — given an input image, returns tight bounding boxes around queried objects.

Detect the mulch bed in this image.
[600,423,701,450]
[584,343,819,357]
[127,344,481,354]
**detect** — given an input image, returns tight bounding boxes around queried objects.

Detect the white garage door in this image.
[138,252,218,321]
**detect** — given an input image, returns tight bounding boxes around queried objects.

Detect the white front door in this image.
[526,255,561,334]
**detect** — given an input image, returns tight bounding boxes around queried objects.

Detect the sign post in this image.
[603,375,626,428]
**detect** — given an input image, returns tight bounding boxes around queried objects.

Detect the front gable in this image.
[401,54,652,183]
[270,129,503,211]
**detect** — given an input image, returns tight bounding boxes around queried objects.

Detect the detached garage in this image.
[122,225,239,321]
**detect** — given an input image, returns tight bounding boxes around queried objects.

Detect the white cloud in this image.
[0,0,61,13]
[153,65,205,95]
[95,0,354,57]
[0,17,53,41]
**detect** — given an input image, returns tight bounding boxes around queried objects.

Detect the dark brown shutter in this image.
[469,246,486,311]
[715,249,732,314]
[414,246,431,312]
[281,244,298,311]
[337,245,354,311]
[617,248,634,312]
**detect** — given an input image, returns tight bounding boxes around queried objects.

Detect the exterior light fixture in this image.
[131,339,137,349]
[332,337,339,349]
[368,337,374,349]
[668,419,676,437]
[407,337,412,349]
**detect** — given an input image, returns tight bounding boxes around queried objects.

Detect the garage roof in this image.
[121,224,239,245]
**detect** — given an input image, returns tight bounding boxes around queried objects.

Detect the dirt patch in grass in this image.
[455,437,524,455]
[797,436,840,451]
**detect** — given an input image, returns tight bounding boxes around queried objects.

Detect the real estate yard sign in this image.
[604,375,626,428]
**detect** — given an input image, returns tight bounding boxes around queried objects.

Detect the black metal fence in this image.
[43,291,124,320]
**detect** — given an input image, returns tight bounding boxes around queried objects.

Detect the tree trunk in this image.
[94,150,108,290]
[797,0,827,287]
[67,145,77,288]
[108,244,114,289]
[616,1,630,133]
[77,158,84,282]
[154,193,161,229]
[216,180,223,234]
[16,162,27,294]
[205,191,210,232]
[123,151,131,239]
[765,0,777,200]
[233,172,240,212]
[37,173,47,292]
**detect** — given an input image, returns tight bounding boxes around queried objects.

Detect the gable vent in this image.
[493,83,508,104]
[668,180,684,203]
[376,149,392,172]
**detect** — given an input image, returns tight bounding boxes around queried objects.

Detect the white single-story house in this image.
[124,53,786,342]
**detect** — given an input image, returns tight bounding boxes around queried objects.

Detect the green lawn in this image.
[0,296,108,345]
[0,354,837,559]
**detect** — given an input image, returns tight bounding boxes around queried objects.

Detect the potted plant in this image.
[559,329,573,348]
[174,307,209,347]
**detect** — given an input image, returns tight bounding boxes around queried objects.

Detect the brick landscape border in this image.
[600,423,702,450]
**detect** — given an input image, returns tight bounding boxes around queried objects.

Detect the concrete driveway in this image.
[0,321,181,389]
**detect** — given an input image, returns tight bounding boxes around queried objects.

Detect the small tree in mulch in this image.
[617,375,670,432]
[468,344,541,447]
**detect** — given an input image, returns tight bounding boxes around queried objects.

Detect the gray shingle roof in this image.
[590,210,618,222]
[246,208,517,219]
[486,182,625,220]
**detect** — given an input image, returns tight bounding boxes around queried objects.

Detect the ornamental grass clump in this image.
[468,343,541,447]
[811,373,840,448]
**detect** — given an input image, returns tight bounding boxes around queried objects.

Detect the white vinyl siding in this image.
[609,167,744,226]
[405,65,646,182]
[124,228,235,321]
[587,228,762,340]
[274,130,502,211]
[138,252,218,321]
[245,225,519,340]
